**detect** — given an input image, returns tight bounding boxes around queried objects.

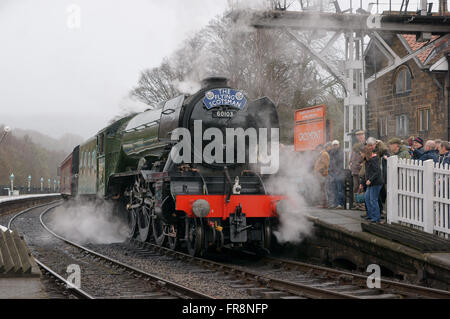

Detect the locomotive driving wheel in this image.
[136,204,152,242]
[125,187,138,240]
[152,216,167,247]
[186,218,204,256]
[263,218,272,251]
[126,208,138,239]
[167,224,178,250]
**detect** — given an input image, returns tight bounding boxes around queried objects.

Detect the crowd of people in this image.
[313,131,450,224]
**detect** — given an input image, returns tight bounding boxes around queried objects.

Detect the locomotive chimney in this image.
[201,76,229,89]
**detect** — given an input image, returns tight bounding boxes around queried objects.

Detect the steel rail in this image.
[131,240,360,299]
[7,200,62,229]
[39,205,213,300]
[34,258,94,299]
[260,256,450,299]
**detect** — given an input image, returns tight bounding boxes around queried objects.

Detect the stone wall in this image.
[367,36,448,142]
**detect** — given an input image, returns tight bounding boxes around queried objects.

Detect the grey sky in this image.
[0,0,228,139]
[0,0,442,140]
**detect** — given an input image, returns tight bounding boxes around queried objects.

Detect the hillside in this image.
[0,125,66,188]
[11,128,83,154]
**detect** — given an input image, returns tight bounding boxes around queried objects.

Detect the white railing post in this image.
[423,159,434,233]
[387,155,399,224]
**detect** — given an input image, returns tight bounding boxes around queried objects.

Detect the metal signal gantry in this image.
[247,1,450,162]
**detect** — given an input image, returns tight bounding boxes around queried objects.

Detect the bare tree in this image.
[129,10,345,143]
[130,59,179,105]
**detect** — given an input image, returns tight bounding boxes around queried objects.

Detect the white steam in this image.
[265,145,318,243]
[172,79,202,95]
[49,200,129,245]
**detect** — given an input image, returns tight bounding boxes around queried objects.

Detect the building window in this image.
[395,67,412,94]
[396,114,409,136]
[379,116,388,137]
[418,107,430,132]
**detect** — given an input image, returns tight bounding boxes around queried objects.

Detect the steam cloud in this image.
[265,145,318,243]
[172,79,202,95]
[49,199,129,245]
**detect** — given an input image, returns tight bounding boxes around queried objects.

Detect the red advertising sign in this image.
[294,105,327,152]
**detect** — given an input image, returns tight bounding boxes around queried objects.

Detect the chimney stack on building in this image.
[439,0,448,15]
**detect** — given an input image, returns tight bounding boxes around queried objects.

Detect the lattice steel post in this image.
[343,31,365,166]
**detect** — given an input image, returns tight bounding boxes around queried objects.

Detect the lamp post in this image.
[9,173,14,196]
[0,126,11,145]
[28,175,31,192]
[40,177,44,192]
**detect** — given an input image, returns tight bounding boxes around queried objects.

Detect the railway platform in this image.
[0,193,60,203]
[0,194,60,217]
[0,227,46,298]
[0,195,60,299]
[303,207,450,289]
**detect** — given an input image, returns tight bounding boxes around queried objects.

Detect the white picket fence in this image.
[387,155,450,238]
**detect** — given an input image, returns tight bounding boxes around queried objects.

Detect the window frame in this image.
[394,66,412,95]
[395,114,409,137]
[378,116,388,137]
[417,106,431,132]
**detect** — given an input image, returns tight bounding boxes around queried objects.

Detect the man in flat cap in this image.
[314,143,330,208]
[388,138,411,159]
[328,140,345,209]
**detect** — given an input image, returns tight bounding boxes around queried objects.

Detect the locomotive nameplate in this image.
[203,88,247,110]
[211,110,235,118]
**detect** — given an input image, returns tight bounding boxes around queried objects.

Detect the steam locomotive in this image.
[60,77,284,256]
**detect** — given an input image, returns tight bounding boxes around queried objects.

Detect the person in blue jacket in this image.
[419,140,439,163]
[359,146,384,223]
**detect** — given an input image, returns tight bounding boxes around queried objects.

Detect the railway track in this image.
[10,201,450,299]
[9,203,212,299]
[121,240,359,299]
[34,257,94,299]
[118,239,450,299]
[257,255,450,299]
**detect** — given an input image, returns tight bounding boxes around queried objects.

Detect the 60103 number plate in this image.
[212,110,235,118]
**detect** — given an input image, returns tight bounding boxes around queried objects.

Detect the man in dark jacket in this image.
[419,140,439,163]
[412,137,425,160]
[360,149,384,223]
[349,130,366,210]
[367,137,388,215]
